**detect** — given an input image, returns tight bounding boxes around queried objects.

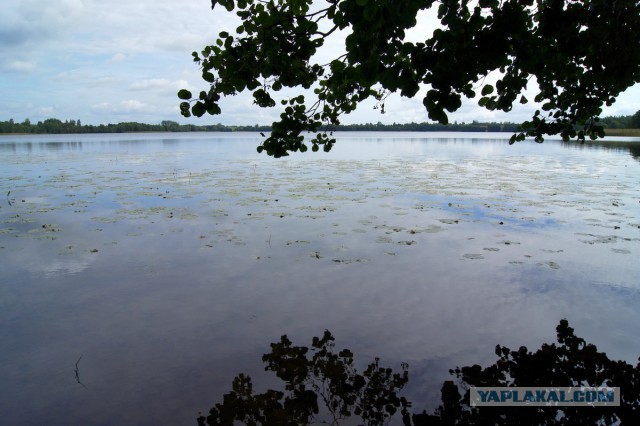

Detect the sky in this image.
[1,0,638,127]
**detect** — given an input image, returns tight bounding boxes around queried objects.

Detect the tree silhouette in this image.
[417,319,640,425]
[197,330,411,426]
[198,320,640,425]
[180,0,640,156]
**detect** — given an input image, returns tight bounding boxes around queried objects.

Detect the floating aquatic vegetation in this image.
[612,248,631,254]
[438,219,460,224]
[576,233,638,245]
[376,236,393,244]
[463,253,484,260]
[286,240,310,245]
[331,258,370,264]
[538,261,561,270]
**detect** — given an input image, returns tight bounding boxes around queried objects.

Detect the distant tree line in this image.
[331,121,520,132]
[1,111,638,135]
[599,111,640,129]
[0,118,271,134]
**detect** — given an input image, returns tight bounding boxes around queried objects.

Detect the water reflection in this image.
[0,141,84,153]
[0,132,638,425]
[560,139,640,162]
[196,319,639,425]
[45,142,83,151]
[1,131,639,161]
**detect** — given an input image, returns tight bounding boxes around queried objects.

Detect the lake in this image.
[1,132,639,425]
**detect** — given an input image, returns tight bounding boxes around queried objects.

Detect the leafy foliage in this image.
[417,319,640,425]
[198,320,640,425]
[198,330,411,426]
[181,0,640,156]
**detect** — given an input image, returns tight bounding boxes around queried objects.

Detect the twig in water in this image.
[267,233,272,249]
[6,191,11,206]
[74,355,87,389]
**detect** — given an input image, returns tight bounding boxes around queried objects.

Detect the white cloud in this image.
[120,100,147,112]
[54,70,81,81]
[92,100,149,114]
[90,76,119,87]
[129,78,189,92]
[4,60,35,72]
[108,53,127,63]
[39,106,56,115]
[155,33,206,53]
[91,102,111,111]
[602,86,640,116]
[0,0,84,47]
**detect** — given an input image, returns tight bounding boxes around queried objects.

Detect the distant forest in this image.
[0,113,638,135]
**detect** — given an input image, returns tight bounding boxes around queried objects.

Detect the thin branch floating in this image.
[74,355,87,389]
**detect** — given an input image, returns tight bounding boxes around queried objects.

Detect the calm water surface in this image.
[1,132,639,424]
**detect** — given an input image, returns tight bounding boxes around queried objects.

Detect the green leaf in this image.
[202,72,215,83]
[479,0,498,8]
[177,89,192,100]
[223,0,234,12]
[179,102,191,118]
[481,85,494,96]
[207,104,222,115]
[192,102,206,117]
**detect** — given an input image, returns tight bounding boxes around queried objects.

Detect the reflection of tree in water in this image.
[198,331,411,426]
[562,141,640,163]
[198,321,640,425]
[593,141,640,163]
[629,144,640,162]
